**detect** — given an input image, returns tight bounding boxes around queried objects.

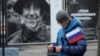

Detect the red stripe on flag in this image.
[69,34,84,44]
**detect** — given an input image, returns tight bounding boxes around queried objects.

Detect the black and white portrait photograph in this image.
[7,0,51,44]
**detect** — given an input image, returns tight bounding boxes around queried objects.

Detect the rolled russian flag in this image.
[65,27,84,44]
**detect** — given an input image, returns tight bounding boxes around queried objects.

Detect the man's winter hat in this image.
[13,0,50,14]
[56,10,70,23]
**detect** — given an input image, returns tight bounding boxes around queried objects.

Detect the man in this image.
[48,10,87,56]
[7,0,21,36]
[7,0,50,44]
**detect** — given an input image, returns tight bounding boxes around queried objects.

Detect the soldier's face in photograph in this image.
[7,0,16,18]
[22,2,41,31]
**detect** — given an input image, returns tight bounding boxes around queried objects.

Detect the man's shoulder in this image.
[39,24,50,31]
[57,28,65,35]
[7,30,22,44]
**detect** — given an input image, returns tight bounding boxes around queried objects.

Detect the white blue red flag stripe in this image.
[65,27,84,44]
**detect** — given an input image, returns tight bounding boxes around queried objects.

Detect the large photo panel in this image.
[7,0,51,44]
[67,0,98,40]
